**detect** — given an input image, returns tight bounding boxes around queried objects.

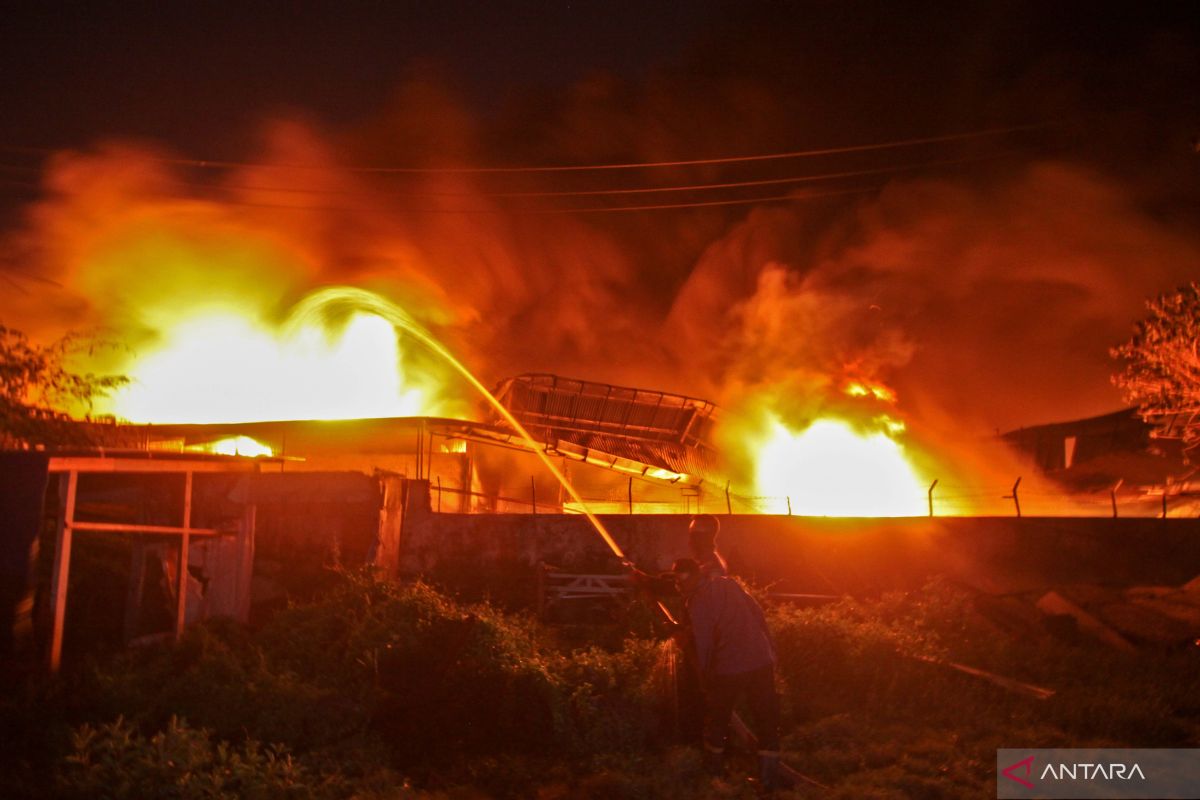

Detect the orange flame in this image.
[720,375,938,516]
[845,380,897,403]
[749,413,928,516]
[98,290,453,424]
[208,436,274,457]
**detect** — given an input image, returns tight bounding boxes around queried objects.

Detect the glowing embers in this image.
[110,307,430,424]
[752,414,927,517]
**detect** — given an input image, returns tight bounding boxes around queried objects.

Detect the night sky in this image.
[3,3,1195,167]
[1,1,1198,432]
[1,3,714,158]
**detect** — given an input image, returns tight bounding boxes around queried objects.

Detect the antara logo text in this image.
[1002,754,1148,788]
[1040,762,1146,781]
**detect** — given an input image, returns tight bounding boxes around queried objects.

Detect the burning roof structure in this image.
[488,373,720,484]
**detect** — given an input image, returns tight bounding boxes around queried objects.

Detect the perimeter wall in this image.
[394,481,1200,602]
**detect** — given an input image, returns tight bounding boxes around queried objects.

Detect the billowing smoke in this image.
[667,161,1200,430]
[663,160,1200,505]
[1,61,1198,508]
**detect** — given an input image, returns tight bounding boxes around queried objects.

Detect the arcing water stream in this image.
[294,286,636,568]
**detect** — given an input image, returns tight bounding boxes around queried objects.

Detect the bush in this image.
[258,573,563,760]
[24,571,1200,798]
[551,638,664,756]
[76,571,672,773]
[56,716,314,800]
[82,617,369,751]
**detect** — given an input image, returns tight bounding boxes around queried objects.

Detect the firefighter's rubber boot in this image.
[752,752,781,794]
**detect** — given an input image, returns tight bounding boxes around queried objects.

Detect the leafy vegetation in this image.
[0,324,126,448]
[3,572,1198,798]
[57,716,315,800]
[770,580,1200,797]
[1112,281,1200,456]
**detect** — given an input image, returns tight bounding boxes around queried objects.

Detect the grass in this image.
[2,571,1198,798]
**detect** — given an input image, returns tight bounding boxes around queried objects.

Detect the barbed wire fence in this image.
[429,474,1200,519]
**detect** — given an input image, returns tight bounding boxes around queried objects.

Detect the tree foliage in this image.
[0,324,126,448]
[1112,282,1200,450]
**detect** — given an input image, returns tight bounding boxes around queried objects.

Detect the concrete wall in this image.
[397,481,1200,601]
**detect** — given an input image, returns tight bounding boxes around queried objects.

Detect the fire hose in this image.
[610,547,827,792]
[362,293,824,789]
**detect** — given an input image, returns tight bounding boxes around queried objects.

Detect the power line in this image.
[526,185,880,213]
[0,176,882,213]
[0,122,1045,175]
[197,183,884,214]
[0,149,1017,211]
[205,152,1016,200]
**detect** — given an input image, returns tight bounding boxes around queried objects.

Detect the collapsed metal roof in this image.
[488,373,721,483]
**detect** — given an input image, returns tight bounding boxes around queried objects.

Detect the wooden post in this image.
[428,430,434,483]
[1110,479,1122,519]
[927,479,938,517]
[786,496,792,516]
[174,471,193,641]
[628,476,633,514]
[1162,486,1169,519]
[123,540,148,643]
[235,504,256,622]
[49,471,78,673]
[415,425,423,481]
[725,480,732,515]
[436,476,442,513]
[463,454,474,513]
[530,477,537,514]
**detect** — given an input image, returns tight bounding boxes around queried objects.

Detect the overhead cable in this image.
[0,150,1016,207]
[0,122,1045,175]
[0,178,881,213]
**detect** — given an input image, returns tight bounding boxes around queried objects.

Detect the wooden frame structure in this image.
[45,453,263,672]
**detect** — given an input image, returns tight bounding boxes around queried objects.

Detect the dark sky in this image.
[0,2,715,156]
[1,2,1196,161]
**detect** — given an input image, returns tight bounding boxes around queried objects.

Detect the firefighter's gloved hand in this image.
[628,567,660,590]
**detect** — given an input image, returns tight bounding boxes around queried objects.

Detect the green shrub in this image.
[56,716,314,800]
[83,618,369,750]
[28,571,1200,799]
[550,638,664,756]
[256,573,563,759]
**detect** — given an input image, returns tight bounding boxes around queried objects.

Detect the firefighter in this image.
[671,556,782,790]
[686,514,729,579]
[628,515,731,743]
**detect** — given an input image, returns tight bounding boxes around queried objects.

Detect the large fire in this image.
[750,414,928,516]
[11,147,966,515]
[100,292,444,424]
[91,276,939,516]
[723,378,936,517]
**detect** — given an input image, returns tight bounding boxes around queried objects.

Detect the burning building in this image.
[2,59,1200,669]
